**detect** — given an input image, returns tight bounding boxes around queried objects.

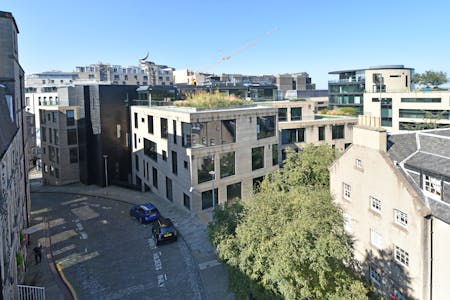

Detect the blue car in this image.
[129,203,160,223]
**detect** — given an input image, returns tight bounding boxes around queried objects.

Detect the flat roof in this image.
[329,65,414,74]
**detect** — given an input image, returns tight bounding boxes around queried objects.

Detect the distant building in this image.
[0,11,30,299]
[330,116,450,300]
[131,104,278,212]
[276,73,315,99]
[328,65,413,114]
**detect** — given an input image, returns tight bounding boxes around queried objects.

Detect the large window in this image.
[171,151,178,175]
[67,129,77,145]
[202,188,218,210]
[220,152,235,178]
[161,118,168,138]
[399,109,450,119]
[189,120,236,148]
[332,125,345,139]
[182,122,192,147]
[152,167,158,189]
[257,116,275,139]
[166,177,173,201]
[41,126,47,142]
[183,193,190,210]
[197,156,214,183]
[291,107,302,121]
[227,182,241,202]
[318,126,325,141]
[147,115,154,134]
[66,110,75,126]
[144,138,157,161]
[253,176,264,193]
[272,144,278,166]
[173,120,177,144]
[278,108,287,122]
[69,148,78,163]
[281,128,305,144]
[252,146,264,170]
[401,97,441,103]
[134,112,138,129]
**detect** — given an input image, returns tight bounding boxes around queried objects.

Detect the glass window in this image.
[394,246,409,267]
[253,176,264,193]
[291,107,302,121]
[252,146,264,170]
[183,193,190,210]
[161,118,168,138]
[220,152,235,178]
[165,177,173,201]
[356,159,363,169]
[423,175,442,197]
[343,183,351,200]
[227,182,241,202]
[221,119,236,144]
[318,126,325,141]
[343,213,352,233]
[148,115,154,134]
[152,167,158,189]
[173,120,177,144]
[66,110,75,126]
[54,130,59,145]
[202,188,218,210]
[369,266,381,287]
[394,209,408,227]
[144,138,157,161]
[41,126,47,142]
[191,122,208,147]
[69,148,78,163]
[332,125,345,139]
[182,122,192,147]
[134,112,138,129]
[257,116,275,139]
[278,108,287,122]
[401,98,441,103]
[370,196,381,213]
[162,150,167,161]
[49,128,53,144]
[272,144,278,166]
[171,151,178,175]
[281,128,305,144]
[184,160,189,169]
[370,229,383,249]
[135,154,139,171]
[197,156,214,184]
[67,129,77,145]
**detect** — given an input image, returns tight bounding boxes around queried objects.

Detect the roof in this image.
[0,11,19,33]
[329,65,413,75]
[387,128,450,223]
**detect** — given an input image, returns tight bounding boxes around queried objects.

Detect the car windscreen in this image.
[160,226,175,234]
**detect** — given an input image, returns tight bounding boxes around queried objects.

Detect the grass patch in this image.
[174,90,251,108]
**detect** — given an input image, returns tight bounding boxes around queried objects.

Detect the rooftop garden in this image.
[174,90,251,108]
[318,107,357,116]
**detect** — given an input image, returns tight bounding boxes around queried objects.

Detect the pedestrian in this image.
[33,243,42,265]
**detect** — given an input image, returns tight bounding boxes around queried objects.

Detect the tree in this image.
[413,70,448,88]
[209,145,368,299]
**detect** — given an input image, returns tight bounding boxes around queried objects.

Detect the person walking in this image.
[33,243,42,265]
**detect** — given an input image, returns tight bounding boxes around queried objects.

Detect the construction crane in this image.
[198,27,279,74]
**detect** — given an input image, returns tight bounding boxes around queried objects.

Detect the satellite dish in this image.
[139,52,149,63]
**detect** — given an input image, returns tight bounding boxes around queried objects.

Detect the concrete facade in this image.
[330,116,450,300]
[131,105,278,212]
[0,11,30,299]
[39,106,80,185]
[276,73,315,99]
[363,90,450,132]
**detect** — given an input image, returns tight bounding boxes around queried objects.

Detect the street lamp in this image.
[103,155,108,187]
[209,170,216,209]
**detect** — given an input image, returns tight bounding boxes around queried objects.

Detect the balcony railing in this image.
[328,77,365,84]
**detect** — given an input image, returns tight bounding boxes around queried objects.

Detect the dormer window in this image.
[423,175,442,199]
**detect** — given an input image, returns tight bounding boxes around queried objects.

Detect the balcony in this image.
[328,77,365,84]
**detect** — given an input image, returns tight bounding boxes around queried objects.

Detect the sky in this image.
[3,0,450,89]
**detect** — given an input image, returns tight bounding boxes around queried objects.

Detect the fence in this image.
[17,284,45,300]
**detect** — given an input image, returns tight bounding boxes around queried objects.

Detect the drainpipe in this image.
[425,214,433,300]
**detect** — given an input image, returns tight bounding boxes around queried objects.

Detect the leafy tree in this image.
[413,70,448,88]
[209,146,368,299]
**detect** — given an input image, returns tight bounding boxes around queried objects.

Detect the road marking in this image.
[102,206,112,210]
[157,273,167,288]
[62,197,87,205]
[153,252,162,270]
[79,232,88,239]
[76,222,84,231]
[147,238,156,249]
[198,259,221,270]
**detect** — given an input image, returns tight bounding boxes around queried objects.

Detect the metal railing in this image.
[17,285,45,300]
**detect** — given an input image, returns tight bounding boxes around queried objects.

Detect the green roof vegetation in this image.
[318,107,357,116]
[174,90,251,108]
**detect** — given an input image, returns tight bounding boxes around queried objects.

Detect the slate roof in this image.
[387,128,450,223]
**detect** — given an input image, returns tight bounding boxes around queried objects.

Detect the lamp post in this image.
[209,170,216,209]
[103,155,108,187]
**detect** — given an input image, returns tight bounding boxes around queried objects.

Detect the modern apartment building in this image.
[363,90,450,132]
[131,104,278,212]
[0,11,30,299]
[328,65,413,114]
[39,105,80,185]
[271,101,356,160]
[75,60,174,86]
[330,115,450,300]
[276,73,315,99]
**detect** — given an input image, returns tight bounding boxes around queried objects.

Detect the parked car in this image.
[152,217,177,245]
[129,203,160,223]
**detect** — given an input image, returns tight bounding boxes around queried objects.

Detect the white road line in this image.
[153,252,162,270]
[79,232,88,239]
[157,273,167,288]
[76,222,84,231]
[198,259,221,270]
[147,238,156,249]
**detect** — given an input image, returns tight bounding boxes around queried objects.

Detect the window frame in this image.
[394,209,408,228]
[343,182,351,200]
[394,245,409,267]
[370,196,381,213]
